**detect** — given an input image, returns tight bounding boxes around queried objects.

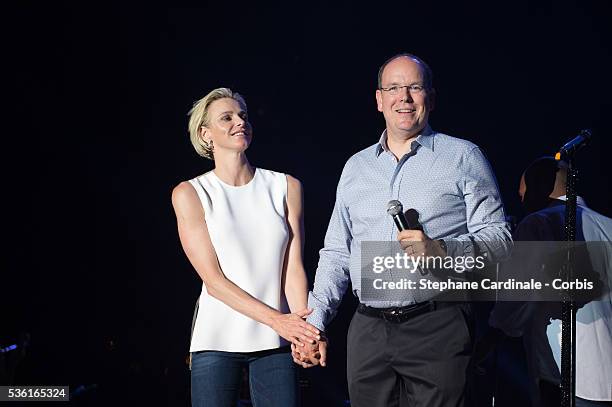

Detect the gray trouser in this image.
[347,303,473,407]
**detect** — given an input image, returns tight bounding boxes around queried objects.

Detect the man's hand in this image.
[291,335,328,368]
[397,230,446,258]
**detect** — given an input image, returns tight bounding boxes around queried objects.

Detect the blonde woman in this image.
[172,88,319,406]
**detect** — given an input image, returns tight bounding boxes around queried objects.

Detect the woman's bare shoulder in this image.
[285,174,302,192]
[171,181,200,211]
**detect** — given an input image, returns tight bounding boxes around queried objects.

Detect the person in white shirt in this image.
[489,156,612,406]
[172,88,320,407]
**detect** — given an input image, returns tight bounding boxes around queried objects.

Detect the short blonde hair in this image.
[187,88,247,160]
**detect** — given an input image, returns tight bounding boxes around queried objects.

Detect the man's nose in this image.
[399,86,413,102]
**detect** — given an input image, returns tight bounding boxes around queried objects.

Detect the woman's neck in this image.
[212,153,254,186]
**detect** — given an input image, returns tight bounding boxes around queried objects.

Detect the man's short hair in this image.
[523,156,567,214]
[377,53,434,89]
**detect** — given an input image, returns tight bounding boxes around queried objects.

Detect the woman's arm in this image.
[171,181,319,347]
[282,175,309,312]
[283,176,329,368]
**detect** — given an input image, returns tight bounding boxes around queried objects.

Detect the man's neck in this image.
[386,129,421,160]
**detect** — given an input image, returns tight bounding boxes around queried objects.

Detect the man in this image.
[489,157,612,406]
[294,53,512,406]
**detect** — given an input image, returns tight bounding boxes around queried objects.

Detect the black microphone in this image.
[555,129,592,160]
[387,200,423,231]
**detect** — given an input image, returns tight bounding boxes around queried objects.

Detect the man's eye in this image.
[388,86,398,92]
[411,85,423,91]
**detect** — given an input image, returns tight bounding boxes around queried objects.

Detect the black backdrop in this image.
[4,1,611,405]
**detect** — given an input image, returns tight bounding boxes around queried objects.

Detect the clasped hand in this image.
[271,309,327,368]
[291,334,327,368]
[270,308,321,349]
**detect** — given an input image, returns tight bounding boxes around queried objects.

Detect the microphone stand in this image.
[560,157,577,407]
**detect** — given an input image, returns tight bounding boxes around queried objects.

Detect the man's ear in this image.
[376,89,383,112]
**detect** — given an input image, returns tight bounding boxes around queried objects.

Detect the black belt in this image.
[357,301,457,323]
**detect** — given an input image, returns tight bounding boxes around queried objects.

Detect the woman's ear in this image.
[199,126,210,143]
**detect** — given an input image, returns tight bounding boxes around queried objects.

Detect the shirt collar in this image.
[375,125,435,157]
[556,195,588,208]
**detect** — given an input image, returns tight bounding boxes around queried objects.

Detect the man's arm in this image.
[293,168,354,367]
[398,147,512,269]
[306,177,353,331]
[448,147,513,263]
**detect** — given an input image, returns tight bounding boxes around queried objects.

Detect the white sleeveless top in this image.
[188,168,290,352]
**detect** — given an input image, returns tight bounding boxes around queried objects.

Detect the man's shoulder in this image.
[342,143,379,169]
[579,206,612,240]
[431,131,479,153]
[350,142,379,160]
[521,209,560,226]
[515,207,564,240]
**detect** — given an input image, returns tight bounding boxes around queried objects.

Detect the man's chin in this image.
[396,122,425,136]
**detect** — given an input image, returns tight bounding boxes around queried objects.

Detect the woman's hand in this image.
[269,308,320,348]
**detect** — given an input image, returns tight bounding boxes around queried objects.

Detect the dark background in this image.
[3,1,611,405]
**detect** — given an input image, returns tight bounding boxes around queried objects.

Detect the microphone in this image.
[387,200,423,231]
[555,129,592,160]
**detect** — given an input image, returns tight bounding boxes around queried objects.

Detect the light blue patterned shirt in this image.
[307,126,513,331]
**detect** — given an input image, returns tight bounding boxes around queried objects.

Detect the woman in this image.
[172,88,319,406]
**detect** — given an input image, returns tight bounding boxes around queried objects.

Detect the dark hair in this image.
[377,53,434,89]
[522,156,560,214]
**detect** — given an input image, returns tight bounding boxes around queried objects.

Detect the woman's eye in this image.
[221,115,231,121]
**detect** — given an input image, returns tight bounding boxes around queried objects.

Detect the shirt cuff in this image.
[306,292,328,332]
[440,238,479,273]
